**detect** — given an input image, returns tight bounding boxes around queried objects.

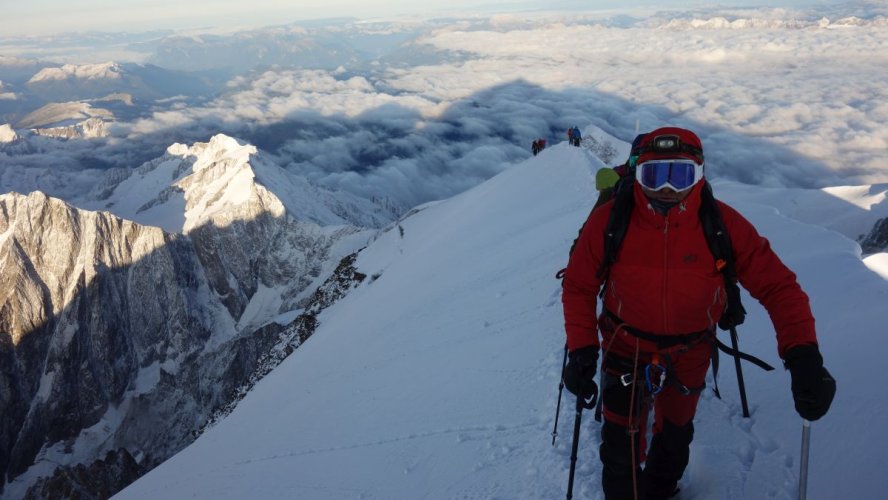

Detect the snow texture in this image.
[117,138,888,500]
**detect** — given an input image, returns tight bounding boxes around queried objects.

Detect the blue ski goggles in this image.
[636,159,703,192]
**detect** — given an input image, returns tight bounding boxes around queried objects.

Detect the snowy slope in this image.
[116,141,888,500]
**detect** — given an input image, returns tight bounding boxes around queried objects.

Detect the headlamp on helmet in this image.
[637,131,704,165]
[652,135,679,152]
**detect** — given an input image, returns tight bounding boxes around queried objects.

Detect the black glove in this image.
[563,345,599,407]
[784,344,836,421]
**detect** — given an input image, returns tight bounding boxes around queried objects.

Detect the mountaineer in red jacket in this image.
[560,127,836,500]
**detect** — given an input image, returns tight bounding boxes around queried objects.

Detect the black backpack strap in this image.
[597,177,635,282]
[709,332,776,400]
[713,336,775,371]
[698,181,746,330]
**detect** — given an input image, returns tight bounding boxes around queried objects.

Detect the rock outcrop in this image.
[0,136,378,498]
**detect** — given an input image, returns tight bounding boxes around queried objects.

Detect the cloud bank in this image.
[2,5,886,213]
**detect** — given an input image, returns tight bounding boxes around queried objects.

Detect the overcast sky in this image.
[4,0,826,36]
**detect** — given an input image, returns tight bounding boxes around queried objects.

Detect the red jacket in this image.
[562,182,817,357]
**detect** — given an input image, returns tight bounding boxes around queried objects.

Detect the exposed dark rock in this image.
[199,251,366,431]
[24,449,146,500]
[0,191,365,498]
[860,217,888,254]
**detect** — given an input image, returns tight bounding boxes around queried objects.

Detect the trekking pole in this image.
[729,326,751,418]
[552,344,569,446]
[566,396,584,500]
[798,419,812,500]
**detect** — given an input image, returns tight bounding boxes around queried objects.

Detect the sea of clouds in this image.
[1,2,886,212]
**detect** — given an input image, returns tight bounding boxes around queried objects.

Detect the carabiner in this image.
[644,363,667,395]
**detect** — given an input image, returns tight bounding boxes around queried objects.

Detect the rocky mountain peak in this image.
[1,182,369,497]
[91,134,393,234]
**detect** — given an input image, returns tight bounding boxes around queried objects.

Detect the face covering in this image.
[647,197,681,215]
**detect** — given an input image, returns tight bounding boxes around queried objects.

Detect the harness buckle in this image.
[620,373,634,386]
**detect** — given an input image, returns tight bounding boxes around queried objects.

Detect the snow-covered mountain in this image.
[16,101,113,130]
[114,139,888,500]
[0,61,218,136]
[0,124,16,143]
[145,22,430,73]
[27,62,124,84]
[23,62,213,103]
[0,57,47,87]
[85,134,395,233]
[0,135,396,498]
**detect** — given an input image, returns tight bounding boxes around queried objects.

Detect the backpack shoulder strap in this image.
[698,180,746,329]
[596,177,635,281]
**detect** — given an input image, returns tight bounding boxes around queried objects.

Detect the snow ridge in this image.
[116,137,888,500]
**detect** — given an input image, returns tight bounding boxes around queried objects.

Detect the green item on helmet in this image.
[628,155,640,169]
[595,168,621,191]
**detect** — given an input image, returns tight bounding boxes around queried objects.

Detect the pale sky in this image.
[3,0,823,36]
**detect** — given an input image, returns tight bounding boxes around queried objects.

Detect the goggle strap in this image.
[635,143,704,164]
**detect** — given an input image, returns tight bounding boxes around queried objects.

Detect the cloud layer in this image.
[2,5,886,213]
